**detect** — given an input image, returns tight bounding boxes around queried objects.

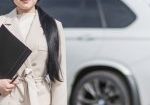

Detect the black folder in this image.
[0,24,32,79]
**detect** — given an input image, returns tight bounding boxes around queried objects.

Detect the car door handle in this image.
[77,35,95,41]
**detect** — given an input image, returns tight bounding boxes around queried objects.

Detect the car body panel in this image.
[66,0,150,104]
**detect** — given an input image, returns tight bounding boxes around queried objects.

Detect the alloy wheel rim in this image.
[76,78,125,105]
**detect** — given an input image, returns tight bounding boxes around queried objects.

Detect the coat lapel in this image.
[4,8,41,52]
[3,8,25,44]
[25,10,42,51]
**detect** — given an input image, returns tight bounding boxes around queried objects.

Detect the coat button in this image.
[32,62,37,66]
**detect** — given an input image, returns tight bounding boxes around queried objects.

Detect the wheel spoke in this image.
[105,83,120,100]
[92,79,102,97]
[78,95,95,104]
[104,82,122,104]
[83,82,97,98]
[103,81,113,95]
[108,91,119,100]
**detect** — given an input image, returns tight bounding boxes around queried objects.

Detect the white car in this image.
[1,0,150,105]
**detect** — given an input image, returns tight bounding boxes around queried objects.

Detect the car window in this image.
[99,0,136,28]
[0,0,15,15]
[0,0,136,28]
[39,0,102,28]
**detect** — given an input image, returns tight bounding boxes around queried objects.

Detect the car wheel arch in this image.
[69,64,141,105]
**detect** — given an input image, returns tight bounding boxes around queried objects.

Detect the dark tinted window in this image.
[0,0,15,15]
[39,0,102,27]
[0,0,136,28]
[99,0,136,28]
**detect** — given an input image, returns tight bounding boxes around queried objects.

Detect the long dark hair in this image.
[35,5,62,82]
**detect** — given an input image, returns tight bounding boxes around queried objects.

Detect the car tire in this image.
[70,70,131,105]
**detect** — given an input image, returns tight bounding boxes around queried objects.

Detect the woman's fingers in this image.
[6,83,15,89]
[2,89,12,96]
[0,79,17,96]
[2,87,14,96]
[5,79,12,83]
[12,80,19,85]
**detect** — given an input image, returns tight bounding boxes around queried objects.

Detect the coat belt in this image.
[16,68,49,105]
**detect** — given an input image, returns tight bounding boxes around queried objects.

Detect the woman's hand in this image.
[0,79,18,96]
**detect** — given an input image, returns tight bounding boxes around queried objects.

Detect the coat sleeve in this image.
[51,20,68,105]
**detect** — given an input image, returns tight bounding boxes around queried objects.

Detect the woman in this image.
[0,0,67,105]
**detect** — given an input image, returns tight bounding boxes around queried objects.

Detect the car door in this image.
[38,0,105,91]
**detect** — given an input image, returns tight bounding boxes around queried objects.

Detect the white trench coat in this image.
[0,8,67,105]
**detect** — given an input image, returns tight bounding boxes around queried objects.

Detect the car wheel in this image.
[70,71,131,105]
